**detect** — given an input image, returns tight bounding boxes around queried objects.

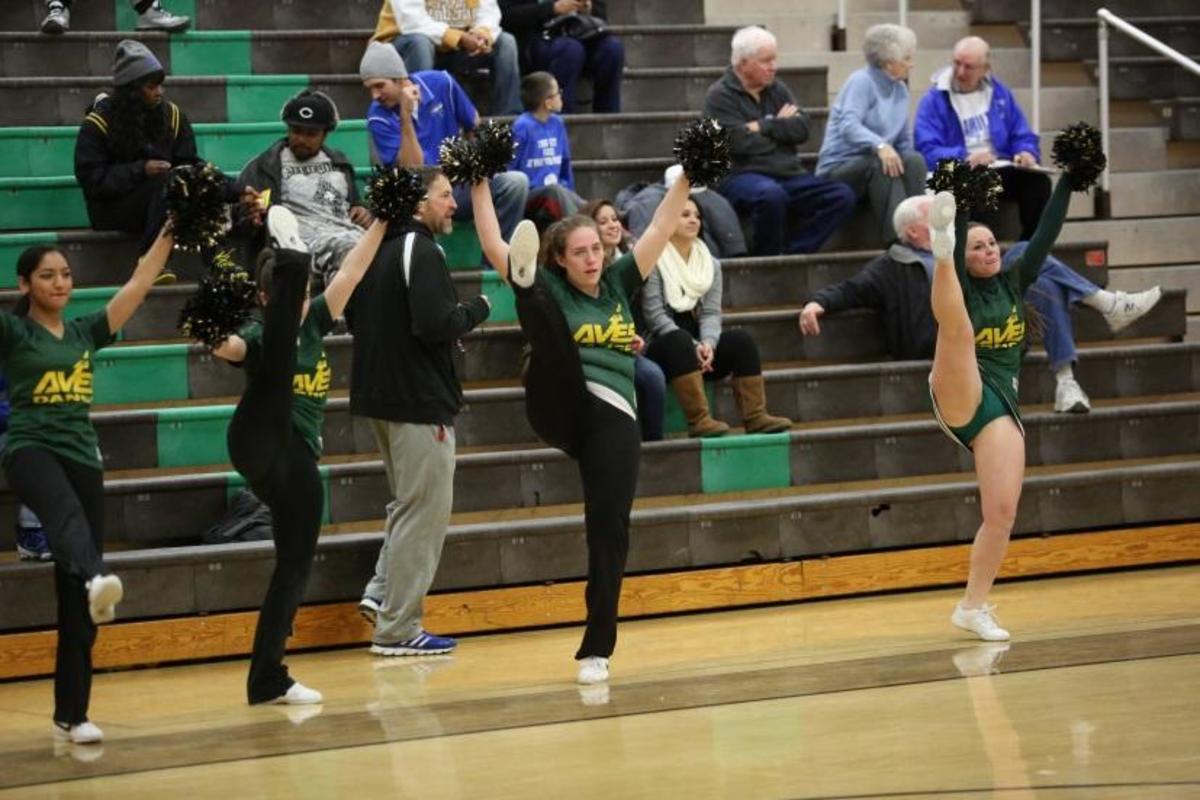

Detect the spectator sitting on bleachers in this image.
[816,24,926,246]
[74,40,256,281]
[0,375,50,562]
[235,91,371,287]
[704,26,856,256]
[499,0,624,113]
[586,198,667,441]
[41,0,189,35]
[798,195,1163,413]
[622,165,747,259]
[914,36,1048,241]
[360,41,530,248]
[371,0,522,115]
[643,197,793,437]
[513,71,585,231]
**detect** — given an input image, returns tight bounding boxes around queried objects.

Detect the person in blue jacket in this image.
[914,36,1050,241]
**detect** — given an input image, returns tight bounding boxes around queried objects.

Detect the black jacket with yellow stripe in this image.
[73,96,199,213]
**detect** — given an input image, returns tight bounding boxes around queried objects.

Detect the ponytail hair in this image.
[14,245,67,318]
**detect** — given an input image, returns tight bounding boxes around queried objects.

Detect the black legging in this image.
[225,249,324,704]
[5,447,106,726]
[643,327,762,381]
[515,282,640,659]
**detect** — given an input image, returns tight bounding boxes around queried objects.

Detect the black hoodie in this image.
[347,223,491,425]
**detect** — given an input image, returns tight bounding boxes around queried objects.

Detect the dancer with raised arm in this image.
[3,222,173,744]
[925,125,1106,641]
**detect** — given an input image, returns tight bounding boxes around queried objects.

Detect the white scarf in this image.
[657,239,714,313]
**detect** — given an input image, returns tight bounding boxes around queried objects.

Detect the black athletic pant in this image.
[224,250,323,704]
[5,447,106,726]
[643,327,762,382]
[972,166,1052,242]
[515,283,641,659]
[86,172,170,255]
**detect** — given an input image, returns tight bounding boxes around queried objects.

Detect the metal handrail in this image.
[1096,8,1200,217]
[1031,0,1041,134]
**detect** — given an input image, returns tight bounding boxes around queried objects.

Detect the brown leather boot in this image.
[732,375,793,433]
[670,371,729,437]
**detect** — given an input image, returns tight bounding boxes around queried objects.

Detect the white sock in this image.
[1056,363,1075,383]
[1081,289,1117,313]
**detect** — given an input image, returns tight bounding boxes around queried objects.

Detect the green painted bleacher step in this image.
[156,404,233,467]
[94,343,189,403]
[0,232,55,288]
[700,433,792,494]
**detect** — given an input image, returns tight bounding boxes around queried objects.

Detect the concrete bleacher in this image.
[2,0,1199,670]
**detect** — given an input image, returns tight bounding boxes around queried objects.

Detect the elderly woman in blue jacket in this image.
[913,36,1048,240]
[816,23,926,245]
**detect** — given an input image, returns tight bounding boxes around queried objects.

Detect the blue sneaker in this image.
[369,631,457,656]
[16,525,52,562]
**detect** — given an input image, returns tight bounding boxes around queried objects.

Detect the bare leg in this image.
[928,191,983,426]
[964,416,1026,607]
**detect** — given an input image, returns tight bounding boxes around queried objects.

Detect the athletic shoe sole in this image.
[369,643,455,657]
[267,206,308,254]
[507,219,540,289]
[930,191,957,229]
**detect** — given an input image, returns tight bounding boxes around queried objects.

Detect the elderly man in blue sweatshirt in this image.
[816,24,926,246]
[703,26,855,256]
[914,36,1048,240]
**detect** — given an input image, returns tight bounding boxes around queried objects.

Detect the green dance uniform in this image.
[931,176,1074,450]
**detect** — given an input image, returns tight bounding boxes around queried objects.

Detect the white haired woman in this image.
[816,23,927,245]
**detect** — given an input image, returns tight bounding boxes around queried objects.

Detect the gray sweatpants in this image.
[362,419,456,643]
[824,151,927,244]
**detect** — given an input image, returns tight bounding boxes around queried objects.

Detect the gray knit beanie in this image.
[113,39,164,87]
[359,41,409,81]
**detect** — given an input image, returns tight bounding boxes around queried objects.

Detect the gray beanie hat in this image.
[359,41,409,81]
[113,39,165,87]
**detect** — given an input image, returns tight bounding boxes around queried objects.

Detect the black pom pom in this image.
[672,118,732,188]
[366,166,426,223]
[438,135,485,185]
[474,120,517,181]
[927,158,1003,212]
[178,249,258,348]
[166,162,230,252]
[1051,122,1106,191]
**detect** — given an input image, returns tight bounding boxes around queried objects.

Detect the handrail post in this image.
[832,0,847,51]
[898,0,907,28]
[1031,0,1041,134]
[1097,13,1112,219]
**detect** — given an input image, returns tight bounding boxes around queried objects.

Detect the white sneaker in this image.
[267,205,308,253]
[1054,377,1091,414]
[507,219,540,289]
[576,656,609,685]
[1103,286,1162,334]
[53,721,104,744]
[929,191,957,260]
[951,602,1010,642]
[270,682,323,705]
[952,642,1011,677]
[86,575,123,626]
[40,2,70,34]
[135,2,191,32]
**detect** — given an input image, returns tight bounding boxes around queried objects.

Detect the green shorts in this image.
[929,376,1023,452]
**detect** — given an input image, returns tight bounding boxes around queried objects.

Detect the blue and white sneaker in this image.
[370,631,457,656]
[16,524,52,562]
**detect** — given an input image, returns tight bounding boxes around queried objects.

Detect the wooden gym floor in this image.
[0,565,1197,799]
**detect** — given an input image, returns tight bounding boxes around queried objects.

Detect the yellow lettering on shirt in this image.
[293,354,331,399]
[32,352,94,404]
[572,305,636,353]
[975,309,1025,350]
